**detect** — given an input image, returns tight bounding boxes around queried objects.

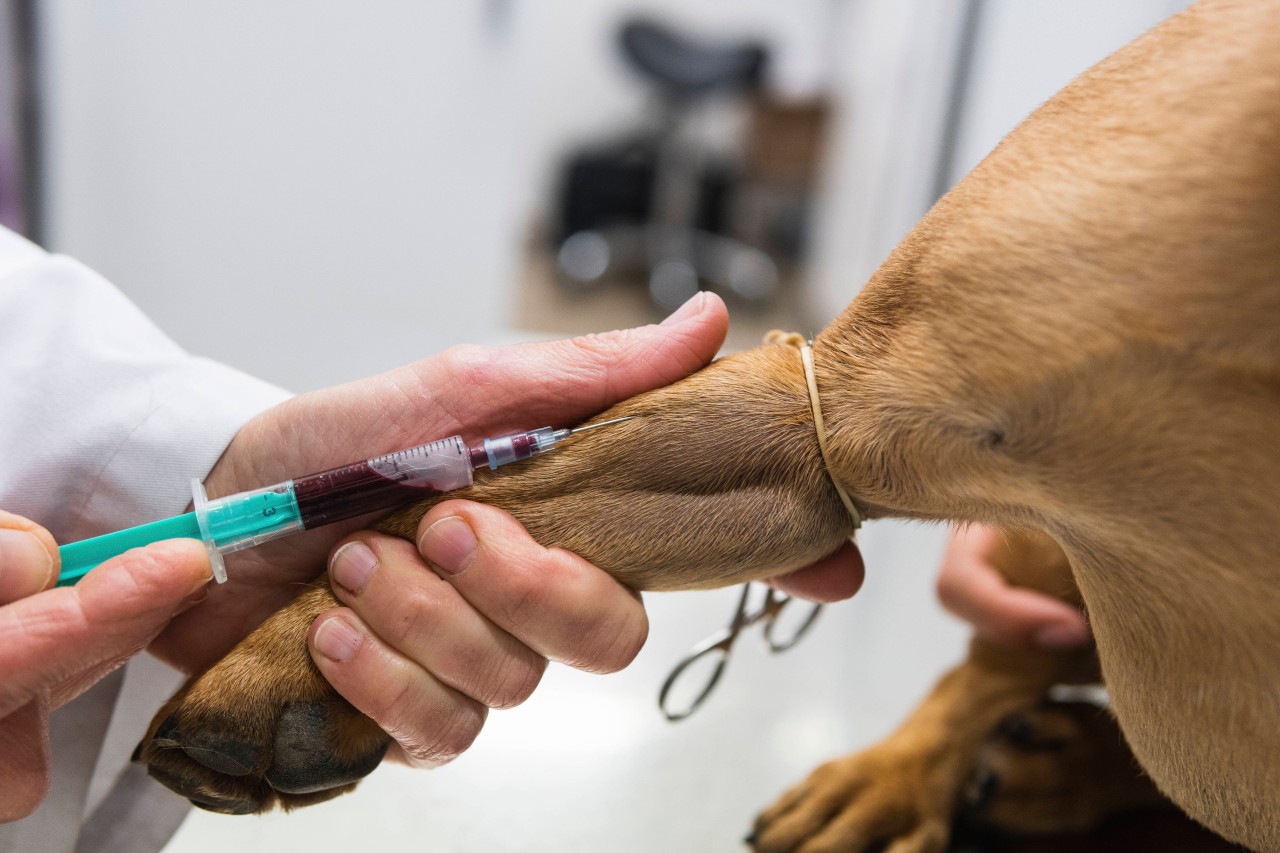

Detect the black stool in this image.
[557,19,779,310]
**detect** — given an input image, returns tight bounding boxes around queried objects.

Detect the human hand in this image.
[147,293,863,766]
[0,510,210,820]
[765,539,865,603]
[310,500,653,767]
[936,524,1091,649]
[149,293,732,671]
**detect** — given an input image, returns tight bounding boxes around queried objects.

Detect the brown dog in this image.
[135,0,1279,849]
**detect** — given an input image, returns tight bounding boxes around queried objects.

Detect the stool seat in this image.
[620,19,766,98]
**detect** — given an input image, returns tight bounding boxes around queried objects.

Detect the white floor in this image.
[163,520,965,853]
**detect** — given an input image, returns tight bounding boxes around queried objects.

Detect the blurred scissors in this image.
[658,583,822,721]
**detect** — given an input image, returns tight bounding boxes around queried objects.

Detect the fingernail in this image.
[1035,622,1091,649]
[418,515,477,576]
[0,528,54,599]
[659,291,706,326]
[330,541,378,594]
[313,616,363,663]
[183,583,210,606]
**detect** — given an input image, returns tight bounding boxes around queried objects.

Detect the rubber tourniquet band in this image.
[766,331,863,529]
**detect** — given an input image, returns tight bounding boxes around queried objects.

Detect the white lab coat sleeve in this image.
[0,226,291,540]
[0,226,293,853]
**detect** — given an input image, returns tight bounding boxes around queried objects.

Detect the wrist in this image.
[202,407,288,498]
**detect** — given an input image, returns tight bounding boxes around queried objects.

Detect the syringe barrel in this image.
[293,435,475,527]
[192,436,476,583]
[201,484,304,554]
[61,425,600,587]
[190,481,303,582]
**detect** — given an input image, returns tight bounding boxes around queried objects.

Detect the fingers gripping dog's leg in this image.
[136,343,854,812]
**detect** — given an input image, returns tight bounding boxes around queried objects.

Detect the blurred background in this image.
[0,1,1190,851]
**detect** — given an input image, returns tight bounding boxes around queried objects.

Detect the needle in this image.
[570,415,637,435]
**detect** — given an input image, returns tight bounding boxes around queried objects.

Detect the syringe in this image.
[55,416,634,587]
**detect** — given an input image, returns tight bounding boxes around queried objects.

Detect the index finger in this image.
[0,539,211,718]
[765,540,865,603]
[417,501,648,673]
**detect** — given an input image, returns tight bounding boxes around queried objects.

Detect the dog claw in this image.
[186,794,262,816]
[144,761,266,814]
[146,714,264,777]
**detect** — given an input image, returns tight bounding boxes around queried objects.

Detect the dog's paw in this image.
[959,700,1169,834]
[749,745,951,853]
[134,585,391,814]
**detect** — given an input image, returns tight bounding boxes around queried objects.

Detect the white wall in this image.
[41,2,528,392]
[39,0,842,393]
[805,0,970,323]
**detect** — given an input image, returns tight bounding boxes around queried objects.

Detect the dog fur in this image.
[135,1,1279,849]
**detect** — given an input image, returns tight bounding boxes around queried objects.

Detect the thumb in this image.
[533,291,729,408]
[0,511,59,604]
[419,291,729,430]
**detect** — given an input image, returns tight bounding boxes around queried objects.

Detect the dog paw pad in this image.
[265,702,389,794]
